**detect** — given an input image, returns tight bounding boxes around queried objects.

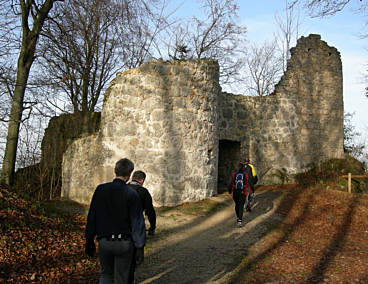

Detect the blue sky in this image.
[239,0,368,136]
[176,0,368,137]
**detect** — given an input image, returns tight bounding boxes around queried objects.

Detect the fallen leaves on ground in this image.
[1,184,368,283]
[238,185,368,283]
[0,187,99,283]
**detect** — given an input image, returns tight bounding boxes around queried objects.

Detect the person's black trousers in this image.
[233,190,246,221]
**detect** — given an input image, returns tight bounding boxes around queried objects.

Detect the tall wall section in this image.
[62,34,344,206]
[62,60,220,206]
[217,34,344,183]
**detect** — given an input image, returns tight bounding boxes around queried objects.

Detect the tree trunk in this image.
[0,0,56,186]
[1,53,33,186]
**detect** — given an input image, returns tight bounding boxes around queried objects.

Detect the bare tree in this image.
[0,0,176,186]
[275,0,302,72]
[0,0,64,186]
[37,0,174,128]
[39,0,125,122]
[289,0,368,35]
[0,65,15,122]
[16,114,46,168]
[344,112,366,160]
[244,41,283,97]
[166,0,247,86]
[289,0,358,17]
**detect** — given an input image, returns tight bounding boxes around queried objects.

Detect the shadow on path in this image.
[135,190,283,283]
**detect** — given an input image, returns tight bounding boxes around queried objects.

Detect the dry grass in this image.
[233,185,368,283]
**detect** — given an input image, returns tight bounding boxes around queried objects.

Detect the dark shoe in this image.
[246,205,252,212]
[148,229,155,236]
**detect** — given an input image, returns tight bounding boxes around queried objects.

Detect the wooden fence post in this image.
[348,173,351,194]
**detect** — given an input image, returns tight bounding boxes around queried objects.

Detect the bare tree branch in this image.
[166,0,247,87]
[289,0,351,17]
[244,41,283,96]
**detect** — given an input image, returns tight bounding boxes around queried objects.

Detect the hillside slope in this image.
[230,185,368,283]
[1,184,368,283]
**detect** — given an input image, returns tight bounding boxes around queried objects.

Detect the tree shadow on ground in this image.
[228,186,314,283]
[305,194,360,283]
[229,187,362,283]
[134,189,284,283]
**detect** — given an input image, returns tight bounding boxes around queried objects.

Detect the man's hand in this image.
[148,228,155,236]
[136,247,144,265]
[85,239,96,257]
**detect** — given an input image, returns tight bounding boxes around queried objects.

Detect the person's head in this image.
[237,162,245,172]
[132,170,146,185]
[243,158,250,164]
[114,158,134,181]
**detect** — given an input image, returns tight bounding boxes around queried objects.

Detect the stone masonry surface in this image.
[62,34,344,206]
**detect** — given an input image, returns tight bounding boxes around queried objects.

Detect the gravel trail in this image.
[136,190,284,284]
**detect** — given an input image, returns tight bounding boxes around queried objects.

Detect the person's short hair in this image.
[114,158,134,177]
[132,170,146,181]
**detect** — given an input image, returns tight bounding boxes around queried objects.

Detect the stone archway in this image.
[218,139,241,193]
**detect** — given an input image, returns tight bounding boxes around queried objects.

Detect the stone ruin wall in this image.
[217,34,344,185]
[62,60,221,206]
[62,34,344,206]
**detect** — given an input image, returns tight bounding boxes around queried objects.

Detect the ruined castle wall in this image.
[217,34,344,183]
[62,34,344,205]
[62,60,220,206]
[62,134,112,204]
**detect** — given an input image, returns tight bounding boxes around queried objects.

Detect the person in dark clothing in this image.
[228,162,249,227]
[243,158,258,212]
[127,170,156,283]
[243,158,258,191]
[85,158,146,284]
[128,171,156,236]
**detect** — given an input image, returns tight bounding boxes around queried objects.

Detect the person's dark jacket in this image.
[128,181,156,232]
[244,164,258,191]
[85,178,146,249]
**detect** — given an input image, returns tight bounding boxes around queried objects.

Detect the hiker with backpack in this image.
[228,162,249,227]
[243,158,258,212]
[128,170,156,236]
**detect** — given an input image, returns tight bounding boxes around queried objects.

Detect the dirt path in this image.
[136,190,285,284]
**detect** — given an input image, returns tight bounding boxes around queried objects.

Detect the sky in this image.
[239,0,368,137]
[176,0,368,138]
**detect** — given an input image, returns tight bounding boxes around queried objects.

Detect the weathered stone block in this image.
[223,109,233,119]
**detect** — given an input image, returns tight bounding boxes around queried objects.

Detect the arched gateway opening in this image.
[217,139,241,193]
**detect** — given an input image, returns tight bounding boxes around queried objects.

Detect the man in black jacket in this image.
[128,171,156,236]
[85,158,146,284]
